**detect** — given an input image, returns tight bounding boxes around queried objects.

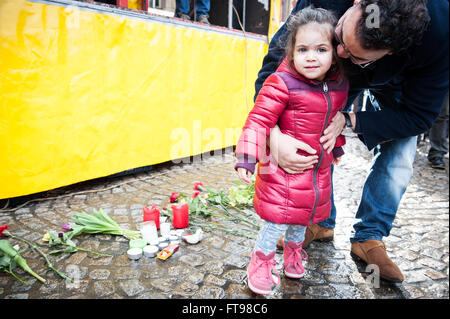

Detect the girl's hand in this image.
[320,112,345,153]
[237,167,253,185]
[269,126,318,174]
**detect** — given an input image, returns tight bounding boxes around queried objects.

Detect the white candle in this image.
[143,245,159,258]
[141,221,158,244]
[160,222,171,238]
[127,248,143,260]
[159,242,169,249]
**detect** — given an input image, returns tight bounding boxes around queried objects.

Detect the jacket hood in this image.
[276,57,341,84]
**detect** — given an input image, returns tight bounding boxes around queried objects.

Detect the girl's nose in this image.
[306,51,316,60]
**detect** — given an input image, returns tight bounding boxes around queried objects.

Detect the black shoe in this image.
[429,157,446,170]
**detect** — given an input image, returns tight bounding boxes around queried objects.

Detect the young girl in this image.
[235,7,348,295]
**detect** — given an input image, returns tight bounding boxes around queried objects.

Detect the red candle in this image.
[143,205,160,229]
[171,203,189,228]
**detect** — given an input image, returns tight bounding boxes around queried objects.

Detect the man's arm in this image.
[355,59,448,150]
[354,0,449,150]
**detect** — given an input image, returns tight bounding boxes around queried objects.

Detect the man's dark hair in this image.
[358,0,430,54]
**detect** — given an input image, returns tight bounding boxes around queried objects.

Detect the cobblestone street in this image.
[0,137,448,300]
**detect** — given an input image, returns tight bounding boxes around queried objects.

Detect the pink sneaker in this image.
[247,250,280,295]
[283,241,308,279]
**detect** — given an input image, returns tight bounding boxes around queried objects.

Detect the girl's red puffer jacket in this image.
[236,58,348,226]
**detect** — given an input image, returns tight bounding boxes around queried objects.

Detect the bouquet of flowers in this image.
[67,208,141,240]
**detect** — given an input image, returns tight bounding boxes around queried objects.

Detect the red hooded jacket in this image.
[236,58,348,226]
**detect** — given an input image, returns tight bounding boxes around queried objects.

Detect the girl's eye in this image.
[298,48,307,52]
[318,48,327,52]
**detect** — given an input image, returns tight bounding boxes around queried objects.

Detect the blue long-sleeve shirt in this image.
[255,0,449,150]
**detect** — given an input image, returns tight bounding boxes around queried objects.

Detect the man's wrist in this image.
[342,112,357,137]
[349,113,356,131]
[342,112,353,130]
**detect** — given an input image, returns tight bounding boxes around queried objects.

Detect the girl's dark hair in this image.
[284,6,344,80]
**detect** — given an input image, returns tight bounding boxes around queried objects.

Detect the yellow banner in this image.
[0,0,268,199]
[268,0,283,42]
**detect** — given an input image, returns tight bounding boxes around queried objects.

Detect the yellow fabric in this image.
[268,0,283,42]
[0,0,268,199]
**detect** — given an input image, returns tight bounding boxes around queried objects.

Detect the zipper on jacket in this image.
[310,82,332,225]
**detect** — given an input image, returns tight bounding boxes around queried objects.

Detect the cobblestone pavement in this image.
[0,137,448,299]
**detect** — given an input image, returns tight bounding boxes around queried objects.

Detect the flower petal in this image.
[193,182,204,191]
[0,224,8,237]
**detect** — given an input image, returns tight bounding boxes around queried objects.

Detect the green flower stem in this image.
[190,216,257,235]
[189,220,255,239]
[229,206,254,218]
[196,215,258,235]
[209,205,259,228]
[5,231,70,281]
[1,267,28,285]
[73,246,112,257]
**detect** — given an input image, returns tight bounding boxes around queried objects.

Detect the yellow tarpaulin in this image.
[268,0,283,42]
[0,0,268,199]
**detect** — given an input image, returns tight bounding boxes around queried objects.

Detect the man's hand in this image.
[320,112,345,153]
[269,126,318,174]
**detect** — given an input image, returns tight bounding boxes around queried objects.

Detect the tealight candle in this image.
[129,239,147,250]
[158,242,169,249]
[143,245,159,258]
[158,236,166,243]
[127,248,142,260]
[149,239,159,246]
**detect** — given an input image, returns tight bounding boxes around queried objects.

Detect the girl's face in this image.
[292,22,334,81]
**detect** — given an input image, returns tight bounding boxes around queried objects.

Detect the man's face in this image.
[335,3,390,67]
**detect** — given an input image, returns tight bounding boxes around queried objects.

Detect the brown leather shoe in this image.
[276,224,334,250]
[303,224,334,247]
[351,240,404,283]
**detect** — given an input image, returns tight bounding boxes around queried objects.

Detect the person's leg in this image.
[248,221,284,294]
[351,135,417,243]
[283,225,308,278]
[346,87,410,283]
[195,0,210,17]
[175,0,190,16]
[317,89,364,231]
[255,221,288,255]
[428,91,449,168]
[318,165,336,229]
[284,225,307,244]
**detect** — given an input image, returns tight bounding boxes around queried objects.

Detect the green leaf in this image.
[0,255,12,268]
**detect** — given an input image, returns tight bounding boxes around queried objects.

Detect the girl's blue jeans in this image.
[176,0,210,17]
[255,221,306,255]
